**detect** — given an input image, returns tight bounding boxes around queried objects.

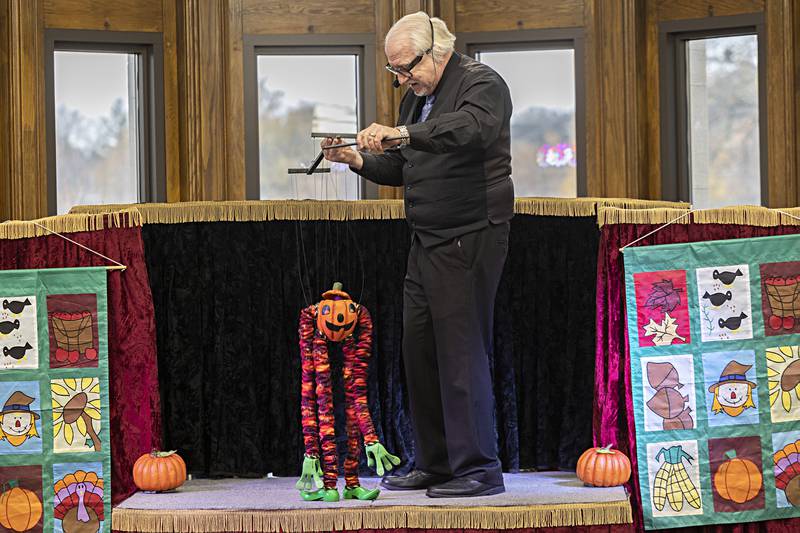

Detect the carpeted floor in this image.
[113,473,632,532]
[117,472,627,510]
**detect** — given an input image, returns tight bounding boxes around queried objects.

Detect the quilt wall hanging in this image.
[0,267,110,533]
[625,233,800,529]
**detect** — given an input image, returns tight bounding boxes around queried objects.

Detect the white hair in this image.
[386,11,456,63]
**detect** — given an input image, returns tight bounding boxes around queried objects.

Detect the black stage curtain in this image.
[142,215,597,478]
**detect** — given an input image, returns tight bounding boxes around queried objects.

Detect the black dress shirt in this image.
[354,52,514,247]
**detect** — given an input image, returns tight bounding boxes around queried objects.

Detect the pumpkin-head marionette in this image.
[297,282,400,502]
[316,282,358,342]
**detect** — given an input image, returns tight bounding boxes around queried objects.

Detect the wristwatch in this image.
[396,125,410,146]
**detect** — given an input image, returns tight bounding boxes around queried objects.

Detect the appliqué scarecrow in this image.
[296,283,400,501]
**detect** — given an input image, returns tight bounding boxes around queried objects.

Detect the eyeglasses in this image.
[385,49,431,77]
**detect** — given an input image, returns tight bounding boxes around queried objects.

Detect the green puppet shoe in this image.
[343,485,380,500]
[300,488,340,502]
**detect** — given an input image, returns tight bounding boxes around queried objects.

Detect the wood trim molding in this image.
[4,0,47,220]
[162,0,181,202]
[584,0,646,198]
[224,0,245,200]
[766,0,797,207]
[177,0,228,200]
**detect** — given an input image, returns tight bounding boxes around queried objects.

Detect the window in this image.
[660,15,766,208]
[463,29,586,198]
[45,31,165,215]
[244,36,376,200]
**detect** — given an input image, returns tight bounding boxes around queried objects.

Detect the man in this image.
[322,11,513,498]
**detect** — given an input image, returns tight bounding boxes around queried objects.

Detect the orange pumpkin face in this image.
[133,450,187,492]
[714,450,762,503]
[0,483,42,532]
[316,284,358,342]
[576,445,631,487]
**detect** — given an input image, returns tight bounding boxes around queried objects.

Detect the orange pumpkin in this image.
[133,450,187,492]
[316,282,358,342]
[714,449,762,503]
[576,445,631,487]
[0,481,42,532]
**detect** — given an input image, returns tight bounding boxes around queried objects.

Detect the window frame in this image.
[659,13,767,205]
[457,28,587,197]
[44,29,166,215]
[243,34,376,200]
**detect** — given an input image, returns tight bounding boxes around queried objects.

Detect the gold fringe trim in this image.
[514,197,688,217]
[692,206,800,226]
[70,201,406,222]
[0,210,142,240]
[112,500,632,532]
[70,198,688,223]
[597,207,691,227]
[599,205,800,227]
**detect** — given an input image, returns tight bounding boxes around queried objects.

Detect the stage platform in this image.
[113,472,632,532]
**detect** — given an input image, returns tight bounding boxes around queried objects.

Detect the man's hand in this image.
[357,123,402,154]
[321,137,363,169]
[365,442,401,476]
[295,455,324,491]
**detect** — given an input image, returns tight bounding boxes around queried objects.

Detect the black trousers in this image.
[402,221,509,485]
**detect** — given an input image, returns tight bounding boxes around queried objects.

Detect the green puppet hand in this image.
[365,442,401,476]
[296,455,324,491]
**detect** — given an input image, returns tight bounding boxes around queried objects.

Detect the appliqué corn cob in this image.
[654,445,701,511]
[652,462,671,510]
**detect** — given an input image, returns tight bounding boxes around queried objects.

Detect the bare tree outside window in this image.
[477,49,577,198]
[54,51,139,214]
[687,35,760,208]
[257,55,360,200]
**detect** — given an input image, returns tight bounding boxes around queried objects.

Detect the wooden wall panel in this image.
[178,0,226,200]
[644,0,662,199]
[584,0,647,198]
[242,0,374,35]
[765,0,797,207]
[225,0,246,200]
[0,3,9,221]
[4,0,47,220]
[654,0,763,21]
[456,0,584,33]
[43,0,163,32]
[162,0,181,202]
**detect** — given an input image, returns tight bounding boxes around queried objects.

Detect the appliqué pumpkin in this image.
[0,481,42,532]
[714,449,762,503]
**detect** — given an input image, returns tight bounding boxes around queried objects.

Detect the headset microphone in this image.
[393,77,400,88]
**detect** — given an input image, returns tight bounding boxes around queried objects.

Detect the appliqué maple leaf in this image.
[643,313,686,345]
[644,279,683,313]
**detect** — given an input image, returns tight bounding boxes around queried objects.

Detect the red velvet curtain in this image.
[0,223,162,505]
[595,222,800,532]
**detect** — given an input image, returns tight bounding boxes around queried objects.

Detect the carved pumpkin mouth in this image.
[325,320,354,332]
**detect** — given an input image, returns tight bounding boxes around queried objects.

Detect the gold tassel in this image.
[0,210,142,240]
[112,500,632,532]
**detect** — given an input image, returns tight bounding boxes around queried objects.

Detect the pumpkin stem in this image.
[724,449,737,460]
[597,444,615,454]
[332,282,343,291]
[151,450,178,458]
